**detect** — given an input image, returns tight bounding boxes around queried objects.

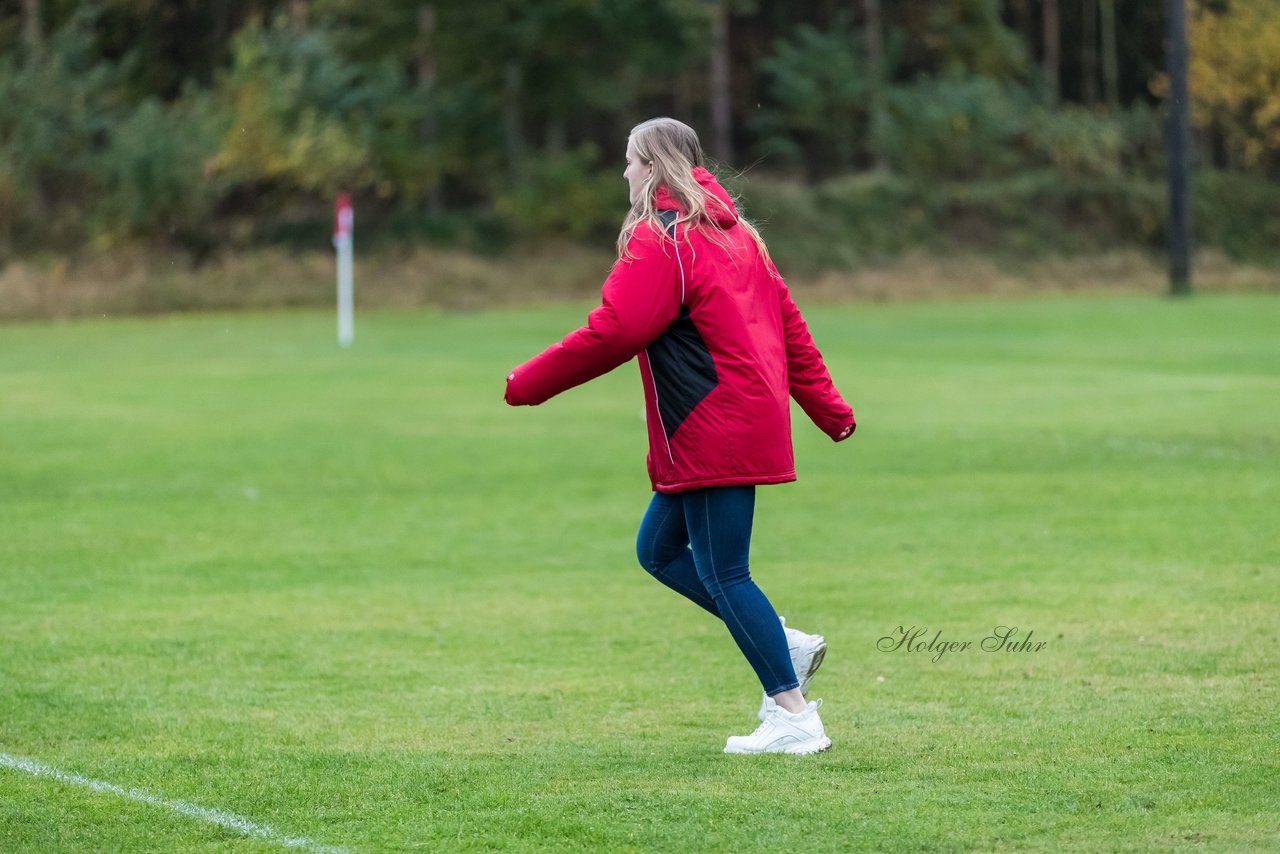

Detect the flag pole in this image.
[334,193,355,347]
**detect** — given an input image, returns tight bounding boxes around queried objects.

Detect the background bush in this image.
[92,91,229,254]
[0,8,123,254]
[879,75,1031,180]
[0,0,1276,271]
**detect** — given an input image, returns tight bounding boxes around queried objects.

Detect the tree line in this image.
[1,0,1275,264]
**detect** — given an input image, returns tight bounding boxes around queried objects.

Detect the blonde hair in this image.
[617,117,774,270]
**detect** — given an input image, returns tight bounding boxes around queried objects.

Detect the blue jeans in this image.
[636,486,800,696]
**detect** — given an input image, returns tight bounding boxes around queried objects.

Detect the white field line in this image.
[0,753,348,854]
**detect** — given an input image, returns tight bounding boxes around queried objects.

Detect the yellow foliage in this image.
[210,75,372,195]
[1186,0,1280,166]
[206,18,373,196]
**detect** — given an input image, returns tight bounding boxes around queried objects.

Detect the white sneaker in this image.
[725,697,832,755]
[757,617,827,720]
[784,617,827,695]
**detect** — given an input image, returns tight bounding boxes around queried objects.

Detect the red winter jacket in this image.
[505,167,854,493]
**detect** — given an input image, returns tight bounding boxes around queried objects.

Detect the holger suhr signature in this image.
[877,625,1048,663]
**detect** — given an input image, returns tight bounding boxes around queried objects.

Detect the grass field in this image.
[2,294,1277,852]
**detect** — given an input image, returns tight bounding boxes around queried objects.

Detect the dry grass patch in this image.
[2,244,1276,322]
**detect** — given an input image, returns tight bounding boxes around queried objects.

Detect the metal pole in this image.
[1166,0,1193,295]
[709,0,733,164]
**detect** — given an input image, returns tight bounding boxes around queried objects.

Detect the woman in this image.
[505,117,855,754]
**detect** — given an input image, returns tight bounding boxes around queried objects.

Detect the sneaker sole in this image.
[785,735,832,755]
[724,735,833,756]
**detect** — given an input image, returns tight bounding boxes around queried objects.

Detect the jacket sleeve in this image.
[506,224,683,406]
[774,268,856,441]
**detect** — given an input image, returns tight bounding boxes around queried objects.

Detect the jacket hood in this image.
[654,166,739,228]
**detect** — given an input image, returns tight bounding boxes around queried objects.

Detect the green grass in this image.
[1,294,1277,852]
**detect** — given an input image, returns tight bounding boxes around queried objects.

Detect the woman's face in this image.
[624,138,653,206]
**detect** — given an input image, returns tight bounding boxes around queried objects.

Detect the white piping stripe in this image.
[646,218,687,468]
[0,753,347,854]
[643,352,676,465]
[673,224,687,304]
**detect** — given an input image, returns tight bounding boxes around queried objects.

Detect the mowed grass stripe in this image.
[1,294,1277,852]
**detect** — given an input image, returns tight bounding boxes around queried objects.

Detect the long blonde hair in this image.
[617,117,774,269]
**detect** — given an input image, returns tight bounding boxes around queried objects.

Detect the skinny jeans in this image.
[636,485,799,696]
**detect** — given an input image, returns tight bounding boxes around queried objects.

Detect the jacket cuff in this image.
[505,370,530,406]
